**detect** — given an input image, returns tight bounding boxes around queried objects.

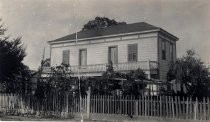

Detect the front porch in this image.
[42,60,159,79]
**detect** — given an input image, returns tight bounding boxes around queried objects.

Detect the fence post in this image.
[160,96,162,117]
[144,96,147,116]
[2,94,5,114]
[186,97,189,119]
[166,96,168,117]
[103,95,105,114]
[194,97,198,120]
[178,96,181,118]
[171,96,175,118]
[208,97,210,120]
[20,94,24,114]
[189,97,192,119]
[65,92,69,117]
[86,87,91,120]
[135,99,138,116]
[203,97,206,120]
[175,96,178,118]
[139,96,142,116]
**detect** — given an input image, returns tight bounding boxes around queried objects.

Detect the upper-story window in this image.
[108,46,118,64]
[62,50,70,65]
[169,43,173,61]
[79,49,87,66]
[161,40,166,60]
[128,44,138,62]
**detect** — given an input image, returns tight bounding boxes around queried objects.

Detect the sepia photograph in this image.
[0,0,210,121]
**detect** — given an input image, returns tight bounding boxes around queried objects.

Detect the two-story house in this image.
[47,22,178,81]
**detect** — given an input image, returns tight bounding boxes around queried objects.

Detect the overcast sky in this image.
[0,0,210,70]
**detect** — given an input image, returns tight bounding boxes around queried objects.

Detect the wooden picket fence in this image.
[0,93,210,120]
[89,95,210,120]
[0,93,87,118]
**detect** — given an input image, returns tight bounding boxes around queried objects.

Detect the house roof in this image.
[49,22,177,43]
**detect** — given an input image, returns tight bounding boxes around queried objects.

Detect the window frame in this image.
[79,48,87,66]
[161,40,166,60]
[108,45,118,64]
[127,43,138,62]
[62,50,70,65]
[169,43,173,61]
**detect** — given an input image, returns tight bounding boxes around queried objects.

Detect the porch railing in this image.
[43,61,158,74]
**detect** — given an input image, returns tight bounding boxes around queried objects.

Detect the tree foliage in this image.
[36,62,147,96]
[101,62,146,80]
[167,50,209,97]
[82,16,126,31]
[82,62,147,96]
[36,64,76,94]
[0,19,30,93]
[35,63,79,102]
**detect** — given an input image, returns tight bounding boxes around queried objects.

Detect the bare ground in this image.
[0,113,209,122]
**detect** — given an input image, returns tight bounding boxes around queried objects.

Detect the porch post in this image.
[87,87,91,119]
[147,60,151,79]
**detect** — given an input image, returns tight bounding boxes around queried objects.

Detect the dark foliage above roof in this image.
[82,16,126,31]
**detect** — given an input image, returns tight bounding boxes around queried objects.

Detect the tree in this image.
[49,64,73,92]
[36,64,75,95]
[167,50,209,97]
[0,19,30,93]
[82,16,126,31]
[33,64,77,116]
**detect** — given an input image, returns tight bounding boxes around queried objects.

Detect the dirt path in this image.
[0,114,78,121]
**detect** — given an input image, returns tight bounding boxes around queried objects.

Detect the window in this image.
[161,40,166,60]
[108,46,118,64]
[62,50,70,65]
[128,44,138,62]
[169,43,173,61]
[79,49,87,66]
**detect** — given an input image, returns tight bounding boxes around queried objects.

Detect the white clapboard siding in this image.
[50,33,158,67]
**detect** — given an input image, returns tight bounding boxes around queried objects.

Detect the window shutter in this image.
[62,50,70,65]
